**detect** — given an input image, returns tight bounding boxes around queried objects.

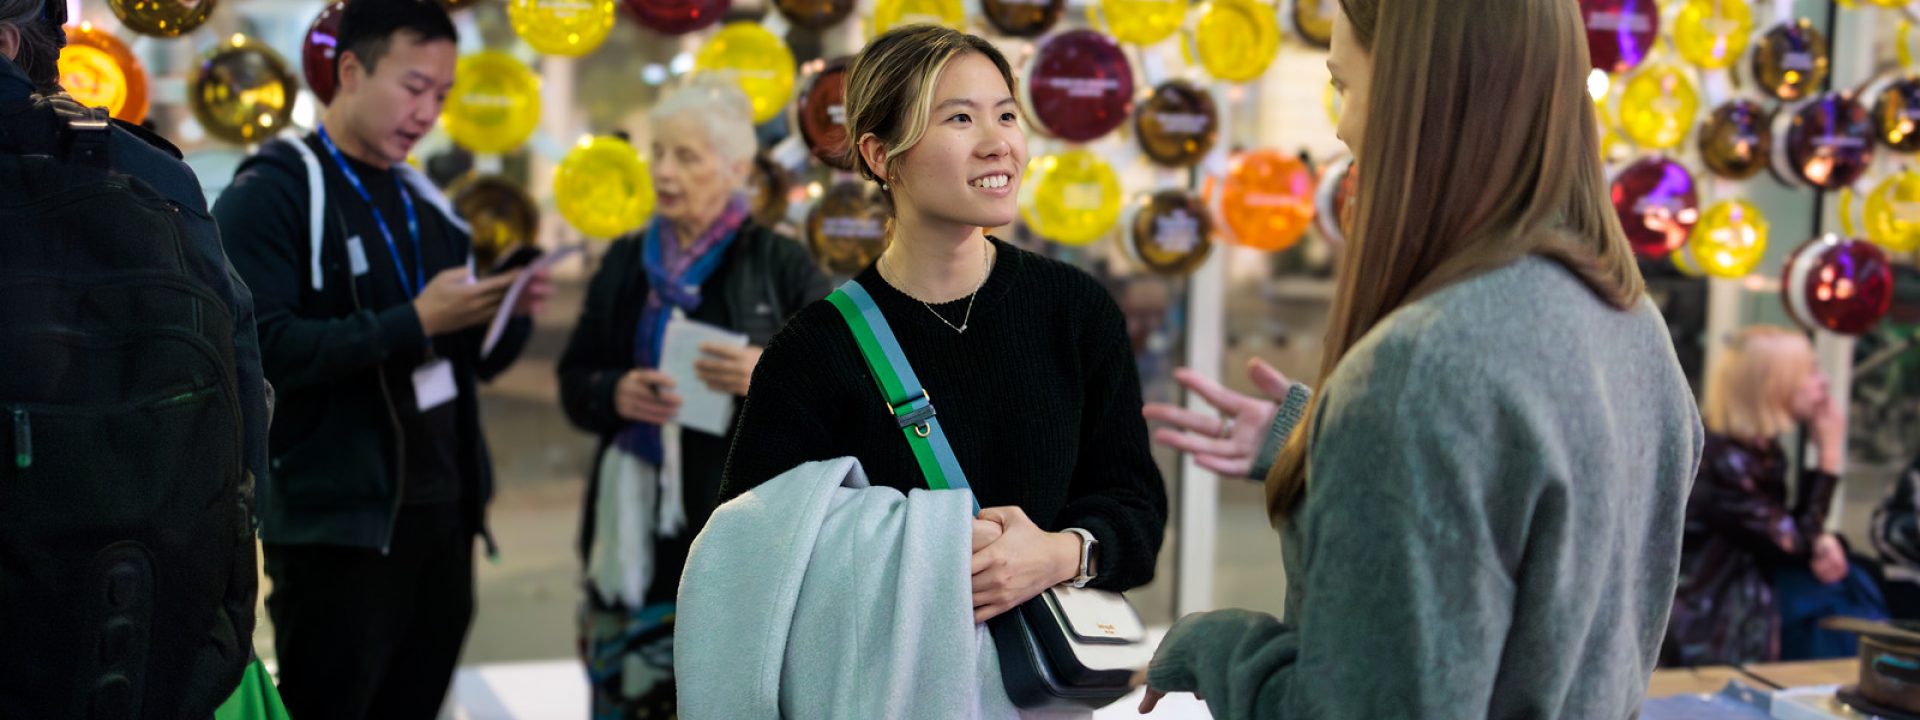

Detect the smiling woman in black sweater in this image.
[719,26,1167,615]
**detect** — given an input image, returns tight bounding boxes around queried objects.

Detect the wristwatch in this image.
[1063,527,1099,588]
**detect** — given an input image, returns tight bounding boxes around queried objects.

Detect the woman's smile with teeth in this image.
[972,174,1009,189]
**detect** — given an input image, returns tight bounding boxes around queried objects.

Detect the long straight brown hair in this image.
[1264,0,1647,523]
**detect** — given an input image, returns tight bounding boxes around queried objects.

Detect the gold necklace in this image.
[882,240,994,334]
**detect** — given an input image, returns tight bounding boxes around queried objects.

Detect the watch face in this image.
[1752,19,1829,102]
[1134,80,1218,168]
[1699,100,1772,180]
[1608,156,1699,259]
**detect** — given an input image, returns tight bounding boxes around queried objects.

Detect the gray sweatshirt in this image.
[1149,256,1703,718]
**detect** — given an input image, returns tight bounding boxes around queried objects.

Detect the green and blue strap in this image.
[827,280,979,514]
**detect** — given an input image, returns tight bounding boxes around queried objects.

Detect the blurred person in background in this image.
[556,77,828,717]
[213,0,551,716]
[1665,326,1881,666]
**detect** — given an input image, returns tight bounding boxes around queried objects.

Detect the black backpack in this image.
[0,94,255,719]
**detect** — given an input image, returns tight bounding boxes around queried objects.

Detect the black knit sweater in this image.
[719,238,1168,592]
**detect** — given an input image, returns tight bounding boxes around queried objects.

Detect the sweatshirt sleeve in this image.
[1148,331,1517,720]
[214,157,428,394]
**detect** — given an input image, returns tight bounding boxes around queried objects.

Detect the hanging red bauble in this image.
[796,58,852,171]
[1022,30,1134,143]
[1580,0,1660,74]
[303,1,347,105]
[1609,156,1700,258]
[1782,234,1895,336]
[625,0,729,35]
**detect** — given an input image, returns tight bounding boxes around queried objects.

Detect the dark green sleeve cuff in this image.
[1247,384,1313,481]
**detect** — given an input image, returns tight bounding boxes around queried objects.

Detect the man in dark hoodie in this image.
[213,0,551,716]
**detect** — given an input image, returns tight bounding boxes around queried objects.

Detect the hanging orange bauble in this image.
[1210,149,1315,252]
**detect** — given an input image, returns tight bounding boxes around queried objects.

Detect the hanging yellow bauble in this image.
[1618,65,1700,149]
[1096,0,1187,46]
[508,0,616,57]
[108,0,217,38]
[694,23,797,125]
[1673,0,1753,71]
[61,23,148,124]
[442,51,542,154]
[872,0,965,35]
[1020,150,1123,246]
[556,136,655,239]
[1188,0,1280,83]
[1688,200,1769,278]
[1864,171,1920,253]
[188,35,297,146]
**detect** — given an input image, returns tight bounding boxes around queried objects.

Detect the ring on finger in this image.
[1218,415,1236,439]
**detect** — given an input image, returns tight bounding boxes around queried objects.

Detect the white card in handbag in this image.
[1041,586,1154,673]
[1045,586,1148,643]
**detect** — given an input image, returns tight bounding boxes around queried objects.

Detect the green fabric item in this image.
[213,658,290,720]
[1148,257,1703,719]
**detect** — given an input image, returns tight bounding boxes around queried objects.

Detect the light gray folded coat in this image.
[677,457,1084,720]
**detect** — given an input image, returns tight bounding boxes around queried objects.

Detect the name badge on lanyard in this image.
[319,125,458,411]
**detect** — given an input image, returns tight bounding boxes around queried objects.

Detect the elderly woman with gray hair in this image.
[557,78,830,716]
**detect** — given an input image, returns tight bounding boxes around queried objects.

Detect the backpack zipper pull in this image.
[12,407,30,470]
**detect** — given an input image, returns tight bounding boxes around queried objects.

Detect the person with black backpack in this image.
[0,0,272,717]
[211,1,550,717]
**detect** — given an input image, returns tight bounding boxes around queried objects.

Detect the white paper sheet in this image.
[480,244,584,359]
[659,313,748,436]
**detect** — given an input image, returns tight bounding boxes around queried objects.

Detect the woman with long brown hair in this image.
[1139,0,1702,716]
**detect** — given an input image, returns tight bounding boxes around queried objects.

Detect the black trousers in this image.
[263,503,475,720]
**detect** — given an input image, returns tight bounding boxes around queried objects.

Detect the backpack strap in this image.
[826,280,978,513]
[0,94,110,168]
[274,134,329,292]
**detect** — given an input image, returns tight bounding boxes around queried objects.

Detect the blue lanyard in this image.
[316,125,425,298]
